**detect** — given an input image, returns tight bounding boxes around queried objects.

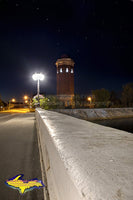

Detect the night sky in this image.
[0,0,133,101]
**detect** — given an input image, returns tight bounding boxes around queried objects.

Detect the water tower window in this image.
[71,69,74,73]
[66,68,69,73]
[60,68,63,73]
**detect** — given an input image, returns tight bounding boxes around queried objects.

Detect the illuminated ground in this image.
[1,108,35,113]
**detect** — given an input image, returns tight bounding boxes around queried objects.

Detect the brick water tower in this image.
[55,55,75,106]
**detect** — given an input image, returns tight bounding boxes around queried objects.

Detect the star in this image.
[85,36,88,40]
[56,42,60,46]
[36,7,39,10]
[101,19,105,25]
[58,28,61,33]
[114,0,119,4]
[92,12,96,17]
[16,3,19,7]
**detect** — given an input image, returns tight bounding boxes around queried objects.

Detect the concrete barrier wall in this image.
[36,108,133,200]
[55,108,133,121]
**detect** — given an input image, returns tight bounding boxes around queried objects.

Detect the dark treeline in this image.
[36,82,133,109]
[90,82,133,108]
[74,82,133,108]
[72,82,133,108]
[0,95,4,110]
[1,82,133,110]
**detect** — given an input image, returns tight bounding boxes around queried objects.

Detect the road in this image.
[0,112,44,200]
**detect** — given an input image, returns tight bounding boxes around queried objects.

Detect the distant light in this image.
[12,98,16,102]
[25,100,28,103]
[87,97,91,101]
[32,73,44,81]
[24,95,28,100]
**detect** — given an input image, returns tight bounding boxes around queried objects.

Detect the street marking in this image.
[5,174,44,194]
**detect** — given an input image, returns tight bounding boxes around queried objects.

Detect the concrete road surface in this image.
[0,112,44,200]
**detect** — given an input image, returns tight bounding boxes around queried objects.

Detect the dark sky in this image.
[0,0,133,101]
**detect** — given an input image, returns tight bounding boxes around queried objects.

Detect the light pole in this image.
[32,73,44,105]
[23,95,29,105]
[87,97,92,104]
[9,98,16,109]
[87,97,92,108]
[24,95,28,100]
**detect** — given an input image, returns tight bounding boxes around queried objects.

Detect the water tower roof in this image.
[55,56,75,67]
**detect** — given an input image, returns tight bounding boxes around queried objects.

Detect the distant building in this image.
[55,55,75,107]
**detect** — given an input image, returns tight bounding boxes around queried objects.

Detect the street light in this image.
[12,98,16,102]
[87,97,92,103]
[32,73,44,105]
[24,95,28,100]
[9,98,16,109]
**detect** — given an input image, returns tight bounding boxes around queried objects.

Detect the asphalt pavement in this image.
[0,112,44,200]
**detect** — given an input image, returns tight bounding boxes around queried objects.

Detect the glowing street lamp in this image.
[87,96,92,104]
[32,73,44,105]
[9,98,16,109]
[12,98,16,102]
[24,95,28,100]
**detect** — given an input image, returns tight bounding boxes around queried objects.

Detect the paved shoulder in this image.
[0,113,44,200]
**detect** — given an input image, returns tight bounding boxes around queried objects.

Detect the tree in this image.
[74,94,81,108]
[45,95,59,109]
[0,99,3,107]
[32,95,65,110]
[40,97,49,109]
[0,95,4,110]
[121,83,133,107]
[109,90,121,107]
[92,88,110,102]
[92,88,110,108]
